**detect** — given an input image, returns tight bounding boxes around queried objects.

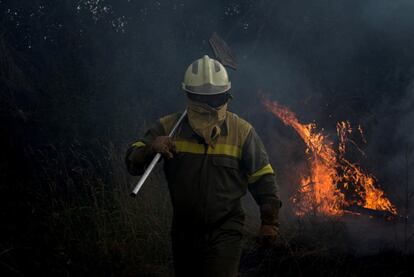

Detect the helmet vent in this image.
[214,61,221,72]
[191,61,199,74]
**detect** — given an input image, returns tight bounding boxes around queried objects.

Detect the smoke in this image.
[3,0,414,254]
[81,0,414,253]
[216,0,414,253]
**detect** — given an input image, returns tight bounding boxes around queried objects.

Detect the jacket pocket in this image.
[211,156,240,169]
[210,156,244,198]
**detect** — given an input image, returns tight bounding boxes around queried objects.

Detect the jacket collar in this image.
[178,113,228,140]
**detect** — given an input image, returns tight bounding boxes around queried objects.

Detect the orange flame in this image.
[262,96,397,217]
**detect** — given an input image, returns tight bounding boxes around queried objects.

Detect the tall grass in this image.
[28,141,174,276]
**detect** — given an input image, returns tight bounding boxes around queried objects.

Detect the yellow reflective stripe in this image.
[248,164,274,183]
[208,144,241,158]
[175,141,242,159]
[131,141,146,148]
[175,141,205,154]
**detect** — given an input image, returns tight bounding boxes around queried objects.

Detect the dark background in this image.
[1,0,413,276]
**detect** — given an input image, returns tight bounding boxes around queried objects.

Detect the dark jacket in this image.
[125,111,281,232]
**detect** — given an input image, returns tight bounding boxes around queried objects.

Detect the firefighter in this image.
[125,55,282,276]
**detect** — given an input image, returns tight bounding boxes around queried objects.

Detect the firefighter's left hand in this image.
[258,225,279,246]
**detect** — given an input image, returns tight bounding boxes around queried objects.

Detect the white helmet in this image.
[182,55,231,95]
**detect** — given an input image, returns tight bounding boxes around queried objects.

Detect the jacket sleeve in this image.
[125,120,165,176]
[241,128,282,226]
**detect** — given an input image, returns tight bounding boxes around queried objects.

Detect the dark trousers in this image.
[171,224,244,277]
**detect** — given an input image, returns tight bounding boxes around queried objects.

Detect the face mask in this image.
[186,99,227,147]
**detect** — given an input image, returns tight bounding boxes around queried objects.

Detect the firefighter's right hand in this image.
[149,136,176,159]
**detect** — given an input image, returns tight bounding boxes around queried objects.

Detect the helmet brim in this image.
[182,83,231,95]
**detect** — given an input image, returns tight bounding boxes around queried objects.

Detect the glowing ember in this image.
[262,96,398,217]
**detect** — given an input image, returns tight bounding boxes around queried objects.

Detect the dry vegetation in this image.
[1,1,414,276]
